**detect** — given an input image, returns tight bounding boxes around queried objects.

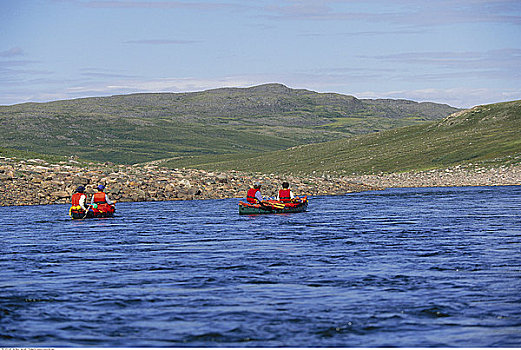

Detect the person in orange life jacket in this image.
[91,184,114,205]
[277,181,295,202]
[71,186,88,211]
[91,184,115,213]
[246,182,264,204]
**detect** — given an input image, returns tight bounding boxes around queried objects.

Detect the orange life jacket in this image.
[278,189,292,202]
[71,192,85,206]
[93,191,107,204]
[247,188,259,203]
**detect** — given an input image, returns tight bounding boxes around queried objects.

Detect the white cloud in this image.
[2,71,520,109]
[0,47,24,57]
[0,76,267,105]
[82,0,252,12]
[354,87,521,108]
[101,77,261,92]
[262,0,521,26]
[124,39,202,45]
[368,49,521,71]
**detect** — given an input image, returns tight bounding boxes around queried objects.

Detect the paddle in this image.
[82,205,92,219]
[268,196,286,209]
[261,200,285,210]
[259,200,275,211]
[271,201,285,209]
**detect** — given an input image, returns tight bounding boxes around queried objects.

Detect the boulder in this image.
[216,174,228,183]
[51,190,70,199]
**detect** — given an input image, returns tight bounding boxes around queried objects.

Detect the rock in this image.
[2,156,521,207]
[27,159,46,164]
[178,179,191,188]
[131,189,147,202]
[50,190,70,199]
[33,166,51,172]
[216,174,228,183]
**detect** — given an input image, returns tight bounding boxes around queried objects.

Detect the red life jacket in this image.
[247,188,259,203]
[93,192,107,204]
[279,189,291,202]
[71,192,85,206]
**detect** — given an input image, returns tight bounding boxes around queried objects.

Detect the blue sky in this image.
[1,0,520,107]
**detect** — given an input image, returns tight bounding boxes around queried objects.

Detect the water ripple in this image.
[1,186,520,347]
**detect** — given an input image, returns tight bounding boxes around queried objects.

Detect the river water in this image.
[1,186,520,347]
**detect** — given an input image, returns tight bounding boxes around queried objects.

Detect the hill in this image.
[163,100,521,175]
[0,84,458,164]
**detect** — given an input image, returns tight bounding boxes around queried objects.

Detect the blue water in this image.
[1,186,520,347]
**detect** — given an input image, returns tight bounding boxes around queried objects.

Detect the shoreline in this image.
[0,157,376,207]
[347,164,521,189]
[1,156,520,207]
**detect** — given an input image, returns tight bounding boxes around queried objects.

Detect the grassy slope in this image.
[168,100,521,175]
[0,84,458,164]
[0,146,72,164]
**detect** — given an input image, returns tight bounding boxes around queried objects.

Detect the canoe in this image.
[70,204,116,219]
[70,210,115,219]
[238,196,308,215]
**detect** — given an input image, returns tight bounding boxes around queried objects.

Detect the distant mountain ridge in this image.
[0,83,460,164]
[173,99,520,174]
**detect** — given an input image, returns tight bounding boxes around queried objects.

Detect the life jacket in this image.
[247,188,259,203]
[93,191,107,204]
[71,192,84,206]
[278,189,292,202]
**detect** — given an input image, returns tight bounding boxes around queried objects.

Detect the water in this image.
[1,186,520,347]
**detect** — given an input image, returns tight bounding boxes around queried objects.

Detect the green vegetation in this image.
[0,146,71,164]
[3,85,518,177]
[164,100,521,175]
[0,84,458,164]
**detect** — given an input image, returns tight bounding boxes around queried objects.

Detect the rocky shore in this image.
[0,157,375,206]
[349,164,521,188]
[1,156,520,207]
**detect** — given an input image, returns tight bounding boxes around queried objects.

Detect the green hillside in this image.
[164,100,521,175]
[0,146,73,164]
[0,84,458,164]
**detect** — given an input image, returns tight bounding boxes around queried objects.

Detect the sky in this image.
[1,0,521,108]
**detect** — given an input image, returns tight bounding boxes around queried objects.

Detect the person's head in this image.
[282,181,289,189]
[254,181,261,189]
[76,186,85,193]
[97,184,105,191]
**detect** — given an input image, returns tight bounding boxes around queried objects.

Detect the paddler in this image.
[246,182,265,204]
[70,185,88,213]
[277,181,296,203]
[91,184,116,213]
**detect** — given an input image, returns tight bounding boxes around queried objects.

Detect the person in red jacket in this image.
[277,182,295,203]
[91,184,115,214]
[70,186,88,212]
[246,182,264,204]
